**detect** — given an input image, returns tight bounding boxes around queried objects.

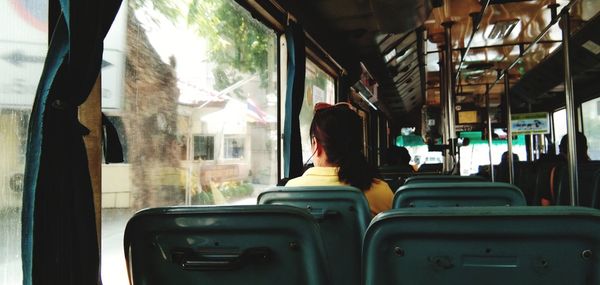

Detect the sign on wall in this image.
[511,112,550,134]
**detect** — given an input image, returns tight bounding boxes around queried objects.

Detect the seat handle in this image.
[308,207,340,220]
[172,247,271,271]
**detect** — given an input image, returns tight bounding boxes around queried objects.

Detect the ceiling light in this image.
[384,49,396,62]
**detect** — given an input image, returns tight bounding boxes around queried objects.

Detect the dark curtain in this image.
[21,0,122,284]
[283,22,306,179]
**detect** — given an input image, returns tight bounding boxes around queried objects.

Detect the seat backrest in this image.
[393,182,526,208]
[532,159,562,205]
[513,161,536,204]
[363,206,600,285]
[124,205,329,285]
[257,186,371,285]
[554,162,600,207]
[403,175,486,185]
[417,163,443,173]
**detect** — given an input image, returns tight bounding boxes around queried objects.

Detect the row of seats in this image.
[507,161,600,207]
[384,161,600,208]
[124,181,600,284]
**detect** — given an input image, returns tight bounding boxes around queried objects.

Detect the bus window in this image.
[553,109,567,155]
[581,98,600,160]
[456,132,527,176]
[0,0,48,283]
[299,60,335,163]
[100,1,278,284]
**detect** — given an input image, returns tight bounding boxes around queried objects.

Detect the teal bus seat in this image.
[124,205,330,285]
[257,186,371,285]
[554,163,600,208]
[403,175,486,185]
[393,182,526,208]
[363,206,600,285]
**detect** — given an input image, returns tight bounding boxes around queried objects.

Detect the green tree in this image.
[132,0,273,91]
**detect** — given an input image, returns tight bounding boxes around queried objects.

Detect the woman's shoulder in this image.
[371,178,394,194]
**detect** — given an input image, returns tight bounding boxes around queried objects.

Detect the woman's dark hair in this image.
[310,105,376,191]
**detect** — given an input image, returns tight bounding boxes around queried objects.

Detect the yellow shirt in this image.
[286,167,393,216]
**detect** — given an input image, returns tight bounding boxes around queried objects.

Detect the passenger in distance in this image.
[286,102,393,216]
[542,132,591,206]
[381,146,415,173]
[558,132,591,162]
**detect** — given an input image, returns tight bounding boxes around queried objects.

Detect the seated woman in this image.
[286,102,393,216]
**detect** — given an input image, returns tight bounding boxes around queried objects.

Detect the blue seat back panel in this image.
[364,207,600,285]
[403,175,485,185]
[124,205,329,285]
[258,186,370,285]
[393,182,526,208]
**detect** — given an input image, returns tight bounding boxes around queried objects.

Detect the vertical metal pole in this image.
[562,10,579,206]
[504,73,515,184]
[438,46,450,172]
[376,114,381,166]
[443,21,456,173]
[528,134,535,161]
[439,46,448,142]
[528,104,535,161]
[443,22,456,140]
[486,85,495,182]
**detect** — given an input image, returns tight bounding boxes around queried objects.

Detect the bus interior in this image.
[2,0,600,284]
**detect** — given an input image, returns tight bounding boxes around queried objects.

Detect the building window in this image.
[224,136,244,159]
[194,135,214,160]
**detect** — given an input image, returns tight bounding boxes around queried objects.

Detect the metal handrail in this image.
[455,0,491,83]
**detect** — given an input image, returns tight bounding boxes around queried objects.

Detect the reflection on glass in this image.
[100,1,277,284]
[1,0,47,283]
[300,60,336,162]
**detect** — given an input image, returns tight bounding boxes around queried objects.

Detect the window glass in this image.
[224,136,245,159]
[101,1,278,284]
[299,60,335,162]
[455,132,527,175]
[582,98,600,160]
[553,109,567,154]
[0,0,47,283]
[194,135,215,160]
[399,132,527,176]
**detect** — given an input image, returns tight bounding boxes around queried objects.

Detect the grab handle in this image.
[308,207,340,221]
[172,247,271,271]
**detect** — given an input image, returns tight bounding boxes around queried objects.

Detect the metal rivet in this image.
[289,242,299,250]
[393,247,404,256]
[306,205,312,210]
[582,250,593,260]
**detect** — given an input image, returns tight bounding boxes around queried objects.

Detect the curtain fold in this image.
[22,1,122,284]
[283,22,306,179]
